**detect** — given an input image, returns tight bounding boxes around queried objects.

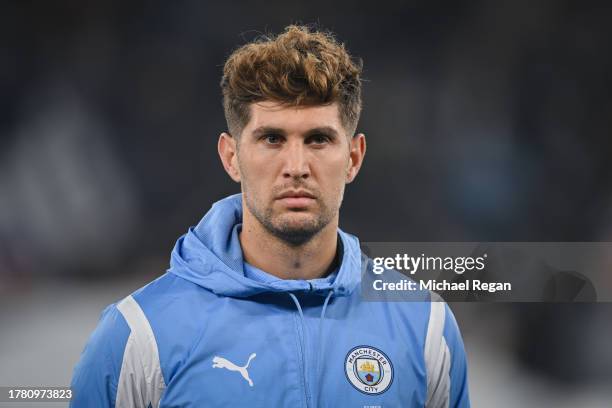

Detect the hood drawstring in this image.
[288,290,334,408]
[316,290,334,406]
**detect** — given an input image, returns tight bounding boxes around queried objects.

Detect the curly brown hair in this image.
[221,25,363,137]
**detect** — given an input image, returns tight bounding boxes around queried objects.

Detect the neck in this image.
[239,204,339,281]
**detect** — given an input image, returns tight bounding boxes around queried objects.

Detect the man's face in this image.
[220,101,365,246]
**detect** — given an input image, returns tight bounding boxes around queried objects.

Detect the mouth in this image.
[276,190,316,209]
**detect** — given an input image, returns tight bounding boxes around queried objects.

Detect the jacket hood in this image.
[168,194,362,298]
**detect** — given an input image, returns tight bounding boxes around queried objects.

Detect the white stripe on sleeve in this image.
[116,295,166,408]
[425,293,451,408]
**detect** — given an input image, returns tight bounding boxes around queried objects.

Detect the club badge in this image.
[345,345,393,395]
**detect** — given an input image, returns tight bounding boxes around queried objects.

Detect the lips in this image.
[277,190,316,200]
[276,190,316,208]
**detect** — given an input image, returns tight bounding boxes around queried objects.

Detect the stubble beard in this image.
[244,186,341,247]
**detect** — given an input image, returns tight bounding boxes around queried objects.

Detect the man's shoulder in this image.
[124,271,219,324]
[132,270,211,300]
[109,272,223,379]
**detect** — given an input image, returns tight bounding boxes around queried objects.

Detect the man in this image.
[70,25,470,407]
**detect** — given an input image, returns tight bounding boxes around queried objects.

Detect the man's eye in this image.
[263,134,282,144]
[308,134,330,144]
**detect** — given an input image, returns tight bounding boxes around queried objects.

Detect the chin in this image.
[275,213,318,229]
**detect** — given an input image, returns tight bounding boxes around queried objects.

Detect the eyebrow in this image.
[306,126,340,139]
[250,126,340,139]
[251,126,286,138]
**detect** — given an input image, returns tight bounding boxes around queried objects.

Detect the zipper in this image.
[290,280,334,406]
[295,312,311,408]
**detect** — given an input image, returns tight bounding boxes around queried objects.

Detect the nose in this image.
[282,140,310,180]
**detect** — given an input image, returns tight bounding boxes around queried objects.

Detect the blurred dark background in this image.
[1,1,611,406]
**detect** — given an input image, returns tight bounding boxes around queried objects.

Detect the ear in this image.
[346,133,366,183]
[218,132,241,182]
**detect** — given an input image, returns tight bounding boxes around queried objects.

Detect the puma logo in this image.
[212,353,257,386]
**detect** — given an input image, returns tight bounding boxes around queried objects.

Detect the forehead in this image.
[244,101,344,135]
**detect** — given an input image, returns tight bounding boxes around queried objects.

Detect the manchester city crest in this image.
[345,346,393,395]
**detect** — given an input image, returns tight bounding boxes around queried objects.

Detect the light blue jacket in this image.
[70,194,470,407]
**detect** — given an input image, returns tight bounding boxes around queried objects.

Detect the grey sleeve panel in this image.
[116,295,166,408]
[425,294,451,408]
